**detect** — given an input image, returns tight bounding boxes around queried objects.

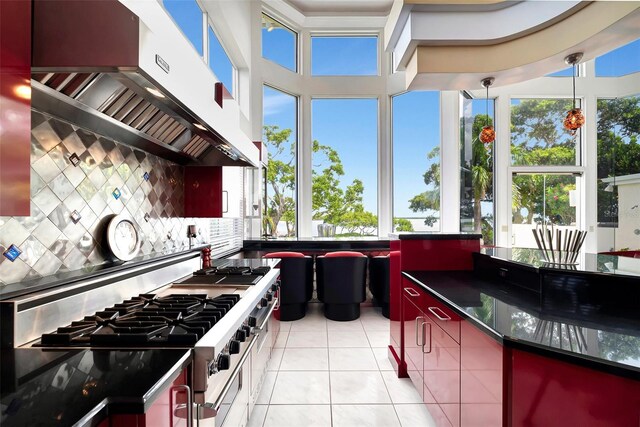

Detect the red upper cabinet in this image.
[0,0,31,216]
[184,166,223,217]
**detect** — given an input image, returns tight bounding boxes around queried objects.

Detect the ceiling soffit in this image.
[403,2,640,90]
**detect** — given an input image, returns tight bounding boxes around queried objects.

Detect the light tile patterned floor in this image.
[248,303,439,427]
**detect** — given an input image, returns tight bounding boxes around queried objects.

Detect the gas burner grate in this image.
[36,293,242,348]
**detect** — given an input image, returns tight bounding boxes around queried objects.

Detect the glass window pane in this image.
[163,0,203,56]
[311,37,378,76]
[262,14,296,72]
[596,39,640,77]
[546,67,573,77]
[312,99,378,236]
[208,26,234,93]
[263,86,297,237]
[597,96,640,252]
[510,98,579,166]
[512,174,578,248]
[393,91,440,232]
[460,96,495,244]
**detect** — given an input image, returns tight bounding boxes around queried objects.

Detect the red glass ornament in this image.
[480,125,495,144]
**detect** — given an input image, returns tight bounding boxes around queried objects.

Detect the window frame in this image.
[206,21,237,96]
[309,34,380,77]
[162,0,206,58]
[261,12,299,73]
[310,96,380,236]
[509,96,584,169]
[262,84,300,237]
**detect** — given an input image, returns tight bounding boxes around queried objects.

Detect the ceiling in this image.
[284,0,394,16]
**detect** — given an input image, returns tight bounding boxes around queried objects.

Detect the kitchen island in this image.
[400,248,640,426]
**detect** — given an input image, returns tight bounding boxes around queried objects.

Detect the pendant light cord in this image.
[486,84,489,126]
[572,63,576,109]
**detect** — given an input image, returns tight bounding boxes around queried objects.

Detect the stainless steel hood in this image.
[31,0,258,167]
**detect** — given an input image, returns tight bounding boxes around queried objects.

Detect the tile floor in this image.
[248,303,439,427]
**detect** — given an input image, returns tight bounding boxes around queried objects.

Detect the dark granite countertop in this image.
[0,348,191,426]
[389,232,482,240]
[403,270,640,380]
[480,247,640,278]
[0,245,208,301]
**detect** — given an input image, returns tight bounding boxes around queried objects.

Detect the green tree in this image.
[264,126,378,236]
[393,218,414,232]
[407,147,440,226]
[596,97,640,224]
[263,125,296,236]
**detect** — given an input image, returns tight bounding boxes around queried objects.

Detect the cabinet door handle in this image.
[422,322,432,354]
[428,306,451,321]
[415,316,425,346]
[404,287,420,297]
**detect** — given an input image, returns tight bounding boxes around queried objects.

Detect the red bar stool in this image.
[264,252,314,321]
[316,251,368,321]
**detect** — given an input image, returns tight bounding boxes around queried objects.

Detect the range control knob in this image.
[260,297,269,307]
[271,284,279,293]
[229,340,241,354]
[242,325,252,335]
[217,354,231,371]
[265,293,274,302]
[248,316,257,327]
[235,329,247,342]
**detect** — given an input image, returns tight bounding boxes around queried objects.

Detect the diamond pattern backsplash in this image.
[0,111,242,287]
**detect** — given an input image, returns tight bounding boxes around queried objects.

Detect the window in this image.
[262,14,297,72]
[163,0,204,56]
[596,39,640,77]
[597,96,640,251]
[392,91,440,232]
[510,98,580,166]
[311,99,378,236]
[311,36,378,76]
[460,95,495,244]
[546,67,574,77]
[512,174,578,248]
[262,86,298,237]
[208,26,234,93]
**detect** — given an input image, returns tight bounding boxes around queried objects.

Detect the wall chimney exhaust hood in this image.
[31,0,259,167]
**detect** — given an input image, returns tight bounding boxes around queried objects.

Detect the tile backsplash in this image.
[0,111,239,287]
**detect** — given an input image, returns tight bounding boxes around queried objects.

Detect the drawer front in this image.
[424,293,461,344]
[403,278,428,307]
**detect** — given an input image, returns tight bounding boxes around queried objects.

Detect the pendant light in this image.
[563,52,585,135]
[479,77,495,144]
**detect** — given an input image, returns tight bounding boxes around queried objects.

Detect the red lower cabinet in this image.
[460,319,502,427]
[110,369,190,427]
[403,276,640,427]
[403,293,425,402]
[424,322,460,427]
[511,349,640,427]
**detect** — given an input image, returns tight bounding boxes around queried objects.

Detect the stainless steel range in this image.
[1,254,280,427]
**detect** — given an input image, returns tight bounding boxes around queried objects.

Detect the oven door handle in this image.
[254,298,278,334]
[203,333,258,416]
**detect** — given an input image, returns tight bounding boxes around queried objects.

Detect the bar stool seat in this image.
[264,252,313,321]
[316,251,367,321]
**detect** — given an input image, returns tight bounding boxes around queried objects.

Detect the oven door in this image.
[214,365,249,427]
[196,336,256,427]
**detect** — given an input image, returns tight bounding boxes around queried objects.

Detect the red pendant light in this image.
[479,77,495,144]
[563,52,584,136]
